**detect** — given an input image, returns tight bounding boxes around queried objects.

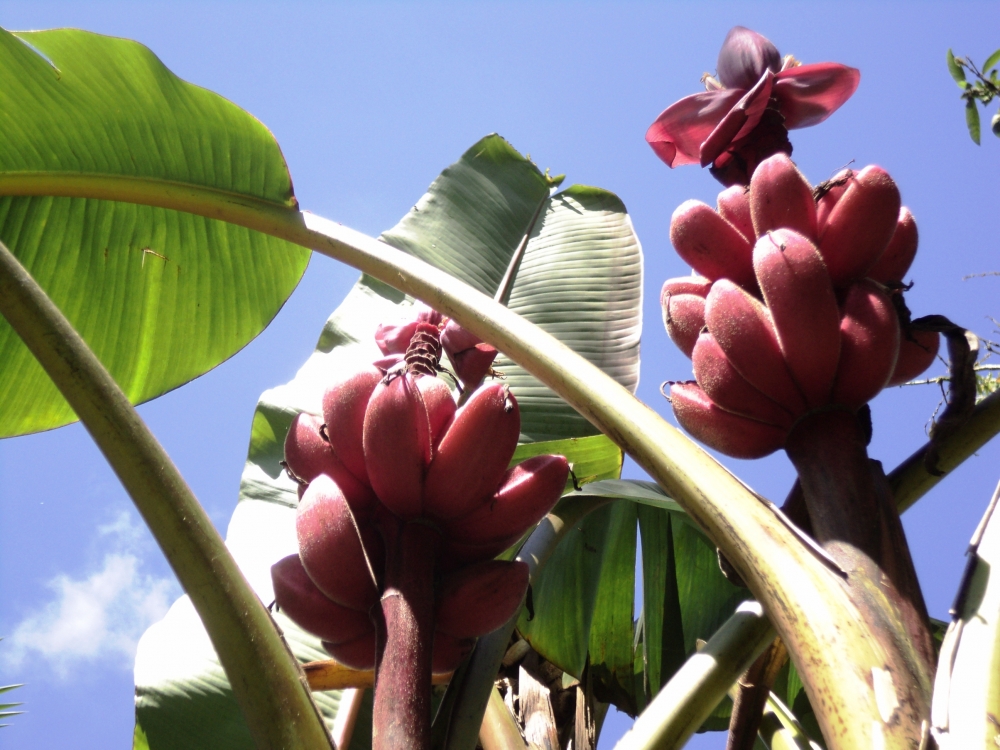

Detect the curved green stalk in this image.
[478,687,528,750]
[0,175,978,749]
[614,602,774,750]
[0,240,333,750]
[889,388,1000,512]
[758,692,822,750]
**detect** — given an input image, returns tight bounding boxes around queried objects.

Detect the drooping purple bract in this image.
[645,26,860,186]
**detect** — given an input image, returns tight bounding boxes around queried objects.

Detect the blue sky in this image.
[0,2,998,748]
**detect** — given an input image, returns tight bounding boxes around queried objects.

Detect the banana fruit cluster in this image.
[271,316,569,671]
[662,153,939,458]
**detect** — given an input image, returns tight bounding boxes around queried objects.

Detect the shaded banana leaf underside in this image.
[519,480,749,724]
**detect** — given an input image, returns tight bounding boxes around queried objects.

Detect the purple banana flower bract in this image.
[646,26,859,183]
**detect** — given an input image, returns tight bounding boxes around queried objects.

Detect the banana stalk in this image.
[931,478,1000,748]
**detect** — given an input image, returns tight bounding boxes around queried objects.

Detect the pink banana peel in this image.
[888,329,941,387]
[271,554,374,645]
[296,474,381,612]
[691,332,796,428]
[867,207,919,284]
[445,454,571,545]
[717,185,756,243]
[661,277,711,358]
[322,365,382,485]
[705,280,809,414]
[749,153,817,239]
[670,199,757,288]
[818,165,901,287]
[670,381,787,459]
[362,371,436,519]
[423,383,520,520]
[435,560,530,638]
[753,229,841,408]
[284,413,377,517]
[831,280,901,407]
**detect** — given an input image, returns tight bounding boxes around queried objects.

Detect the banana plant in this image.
[3,21,1000,750]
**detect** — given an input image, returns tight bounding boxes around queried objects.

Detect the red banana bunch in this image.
[662,153,939,458]
[272,315,568,671]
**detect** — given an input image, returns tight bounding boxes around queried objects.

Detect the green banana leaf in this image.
[381,134,642,441]
[134,135,639,748]
[0,26,309,436]
[518,479,747,722]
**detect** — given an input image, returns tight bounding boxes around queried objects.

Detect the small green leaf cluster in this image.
[977,372,1000,402]
[947,48,1000,144]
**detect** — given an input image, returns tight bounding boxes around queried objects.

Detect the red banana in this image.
[440,534,525,571]
[435,560,528,638]
[661,277,711,357]
[670,200,756,289]
[271,554,374,644]
[441,319,498,389]
[867,207,918,284]
[432,632,475,674]
[661,275,713,298]
[363,371,433,518]
[323,632,378,671]
[705,279,808,414]
[815,168,853,230]
[887,329,940,386]
[296,474,380,612]
[284,413,376,517]
[423,384,521,520]
[831,280,901,407]
[753,229,841,407]
[717,185,755,243]
[670,382,787,459]
[376,321,420,355]
[283,413,332,483]
[818,165,901,287]
[445,455,569,545]
[375,305,444,355]
[662,294,706,358]
[322,365,382,485]
[415,375,456,448]
[749,153,817,240]
[691,332,795,428]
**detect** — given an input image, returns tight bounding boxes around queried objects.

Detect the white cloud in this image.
[3,512,179,678]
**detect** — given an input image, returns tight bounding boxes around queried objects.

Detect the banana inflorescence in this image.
[272,311,569,674]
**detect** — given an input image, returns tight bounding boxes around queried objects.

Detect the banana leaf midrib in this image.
[0,171,299,211]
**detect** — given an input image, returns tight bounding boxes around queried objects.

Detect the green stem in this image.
[758,692,821,750]
[889,388,1000,512]
[478,687,529,750]
[0,240,333,750]
[614,602,775,750]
